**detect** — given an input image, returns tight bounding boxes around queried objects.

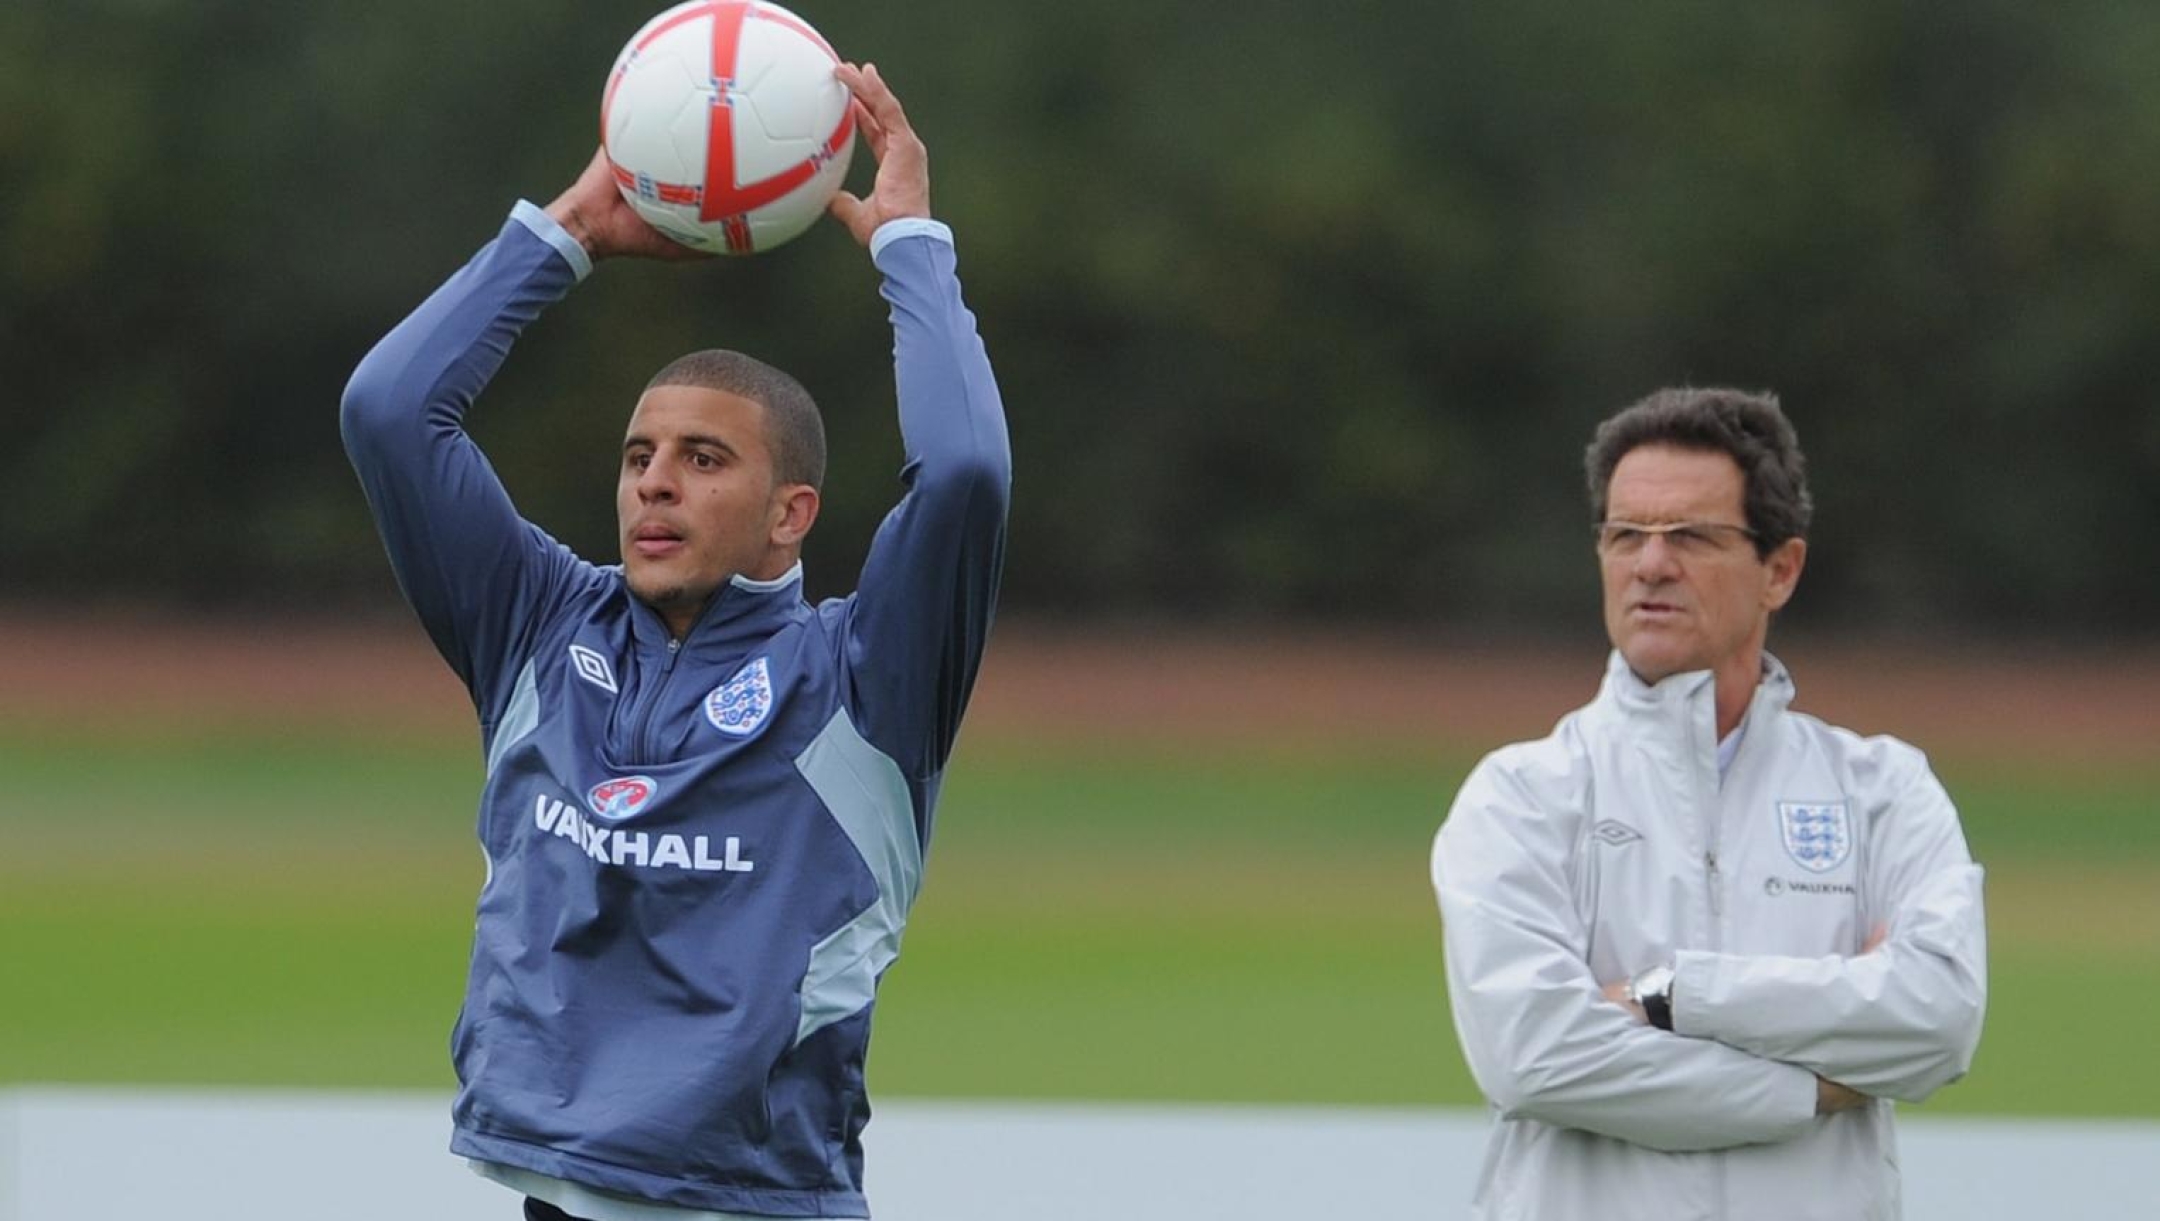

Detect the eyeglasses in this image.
[1594,520,1759,558]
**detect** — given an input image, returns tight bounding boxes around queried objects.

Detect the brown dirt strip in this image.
[1,611,2154,765]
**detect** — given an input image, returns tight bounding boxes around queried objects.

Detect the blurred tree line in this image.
[4,0,2157,636]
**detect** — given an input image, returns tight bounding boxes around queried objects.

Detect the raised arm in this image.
[1670,753,1988,1103]
[828,65,1012,778]
[1434,754,1821,1152]
[340,151,697,711]
[339,202,591,708]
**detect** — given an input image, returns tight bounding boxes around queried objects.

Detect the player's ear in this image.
[1763,536,1806,611]
[770,484,820,548]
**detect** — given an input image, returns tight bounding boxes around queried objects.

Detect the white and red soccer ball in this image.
[602,0,855,255]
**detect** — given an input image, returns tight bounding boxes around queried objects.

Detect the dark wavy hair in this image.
[1584,387,1813,556]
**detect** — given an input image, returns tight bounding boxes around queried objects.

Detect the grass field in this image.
[3,711,2154,1118]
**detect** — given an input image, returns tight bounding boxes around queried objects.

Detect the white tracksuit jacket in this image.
[1431,652,1986,1221]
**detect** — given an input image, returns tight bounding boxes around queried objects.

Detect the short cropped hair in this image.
[1584,387,1813,556]
[645,350,827,490]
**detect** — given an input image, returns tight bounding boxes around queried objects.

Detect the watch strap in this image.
[1628,964,1676,1032]
[1642,985,1674,1031]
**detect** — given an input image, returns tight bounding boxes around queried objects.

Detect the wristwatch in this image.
[1628,963,1676,1032]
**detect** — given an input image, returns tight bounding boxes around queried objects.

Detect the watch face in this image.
[1634,965,1674,1000]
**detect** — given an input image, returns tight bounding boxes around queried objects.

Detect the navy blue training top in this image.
[340,209,1009,1217]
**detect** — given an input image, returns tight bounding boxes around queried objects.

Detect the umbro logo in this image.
[569,644,618,694]
[1593,820,1644,847]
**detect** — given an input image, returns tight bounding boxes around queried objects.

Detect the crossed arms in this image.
[1430,746,1987,1153]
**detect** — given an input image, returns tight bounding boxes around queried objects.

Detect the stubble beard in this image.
[627,568,715,623]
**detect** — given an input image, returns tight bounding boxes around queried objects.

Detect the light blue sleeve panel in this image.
[484,659,542,781]
[839,221,1012,784]
[339,206,592,725]
[793,708,923,1047]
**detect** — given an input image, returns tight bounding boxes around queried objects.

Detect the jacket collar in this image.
[1591,650,1798,761]
[624,561,808,659]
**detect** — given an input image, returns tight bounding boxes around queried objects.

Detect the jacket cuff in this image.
[511,200,595,282]
[1671,949,1721,1040]
[869,217,953,263]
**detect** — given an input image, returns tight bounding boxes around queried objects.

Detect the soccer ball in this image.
[601,0,856,254]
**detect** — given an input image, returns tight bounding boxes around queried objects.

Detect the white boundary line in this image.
[3,1089,2156,1220]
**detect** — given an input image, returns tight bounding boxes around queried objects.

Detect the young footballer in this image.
[342,65,1008,1220]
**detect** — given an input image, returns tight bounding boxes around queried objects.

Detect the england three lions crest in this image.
[1777,800,1852,873]
[706,656,775,738]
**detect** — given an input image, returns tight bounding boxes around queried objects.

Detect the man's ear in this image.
[1763,536,1807,612]
[770,484,821,548]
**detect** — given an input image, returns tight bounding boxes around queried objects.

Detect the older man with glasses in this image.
[1430,387,1987,1220]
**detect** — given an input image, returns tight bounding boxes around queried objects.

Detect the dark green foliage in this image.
[4,1,2157,631]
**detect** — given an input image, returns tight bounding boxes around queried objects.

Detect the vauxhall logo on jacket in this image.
[528,775,756,874]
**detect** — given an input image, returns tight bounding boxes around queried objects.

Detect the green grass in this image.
[2,721,2155,1117]
[1946,762,2160,860]
[5,876,468,1087]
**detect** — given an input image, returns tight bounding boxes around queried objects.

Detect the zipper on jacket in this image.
[631,637,684,763]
